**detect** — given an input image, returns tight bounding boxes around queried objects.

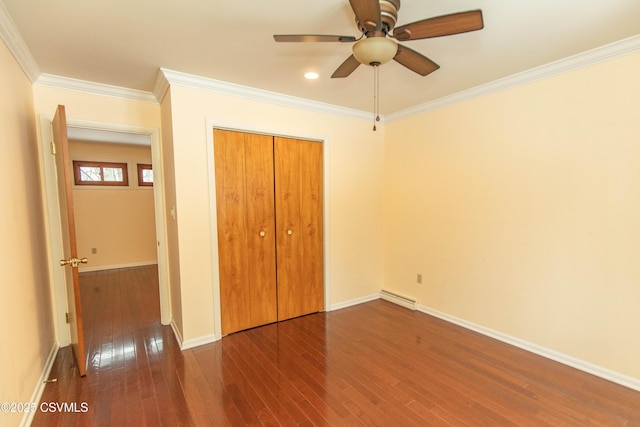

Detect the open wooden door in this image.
[53,105,87,376]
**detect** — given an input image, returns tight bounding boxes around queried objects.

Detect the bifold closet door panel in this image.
[214,129,277,334]
[298,139,324,315]
[274,137,324,321]
[214,129,250,334]
[244,132,277,328]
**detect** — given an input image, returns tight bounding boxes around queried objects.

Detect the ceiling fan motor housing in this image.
[356,0,400,35]
[380,0,400,33]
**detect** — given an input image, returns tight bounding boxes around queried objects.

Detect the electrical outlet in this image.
[417,273,422,284]
[91,248,97,254]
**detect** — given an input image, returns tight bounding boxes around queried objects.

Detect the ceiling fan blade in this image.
[393,10,484,41]
[274,34,357,43]
[349,0,381,32]
[331,55,361,78]
[393,44,440,76]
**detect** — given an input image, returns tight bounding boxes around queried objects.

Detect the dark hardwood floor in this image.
[33,266,640,426]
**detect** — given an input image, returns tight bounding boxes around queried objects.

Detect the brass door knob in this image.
[60,257,88,267]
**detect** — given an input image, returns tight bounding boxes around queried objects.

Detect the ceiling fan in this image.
[273,0,484,79]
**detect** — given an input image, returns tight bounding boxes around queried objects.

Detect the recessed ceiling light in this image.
[304,72,319,80]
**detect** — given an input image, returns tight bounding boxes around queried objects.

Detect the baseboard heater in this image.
[380,290,417,310]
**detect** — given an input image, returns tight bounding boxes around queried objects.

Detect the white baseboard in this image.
[416,304,640,393]
[169,319,219,351]
[21,342,59,427]
[169,319,184,348]
[78,261,157,273]
[181,333,219,350]
[330,293,380,311]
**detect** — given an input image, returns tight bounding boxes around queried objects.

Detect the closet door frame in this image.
[206,121,331,339]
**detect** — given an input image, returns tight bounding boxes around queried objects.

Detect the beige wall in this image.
[0,40,55,426]
[160,90,183,336]
[384,51,640,379]
[69,140,156,270]
[33,86,161,128]
[161,84,385,343]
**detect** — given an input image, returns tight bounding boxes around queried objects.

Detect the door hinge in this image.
[50,142,57,155]
[65,312,70,323]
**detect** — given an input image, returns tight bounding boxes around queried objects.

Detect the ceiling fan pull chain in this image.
[376,64,381,123]
[373,64,379,131]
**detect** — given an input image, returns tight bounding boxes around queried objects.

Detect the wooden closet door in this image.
[214,129,277,334]
[244,132,277,328]
[274,137,323,321]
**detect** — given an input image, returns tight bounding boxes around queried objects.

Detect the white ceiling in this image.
[3,0,640,114]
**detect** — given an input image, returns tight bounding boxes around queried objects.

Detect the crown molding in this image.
[157,68,373,121]
[1,0,156,103]
[35,74,157,103]
[0,0,40,82]
[386,34,640,123]
[153,68,171,103]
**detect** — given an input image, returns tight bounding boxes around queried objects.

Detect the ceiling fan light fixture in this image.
[352,37,398,66]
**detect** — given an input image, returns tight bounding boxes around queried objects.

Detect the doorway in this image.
[38,116,170,349]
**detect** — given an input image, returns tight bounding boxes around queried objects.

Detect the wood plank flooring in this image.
[33,266,640,426]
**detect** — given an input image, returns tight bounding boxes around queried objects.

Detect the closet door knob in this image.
[259,231,266,237]
[287,229,293,235]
